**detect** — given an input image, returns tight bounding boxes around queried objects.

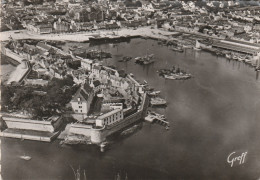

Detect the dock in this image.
[145,112,169,126]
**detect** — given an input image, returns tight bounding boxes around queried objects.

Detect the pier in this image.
[145,113,169,126]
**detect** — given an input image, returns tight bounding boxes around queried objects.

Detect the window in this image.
[79,106,82,108]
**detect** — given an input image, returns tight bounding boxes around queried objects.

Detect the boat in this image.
[148,111,166,119]
[147,90,160,96]
[182,44,192,49]
[166,73,191,80]
[193,47,201,50]
[232,55,238,60]
[158,66,192,80]
[118,56,132,62]
[129,73,134,77]
[238,55,245,62]
[150,97,167,106]
[121,124,141,136]
[226,53,231,59]
[171,46,184,52]
[69,47,76,51]
[20,155,32,161]
[135,54,155,65]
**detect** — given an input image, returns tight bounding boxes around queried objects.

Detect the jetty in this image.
[145,111,169,127]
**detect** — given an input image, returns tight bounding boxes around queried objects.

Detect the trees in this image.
[1,76,78,119]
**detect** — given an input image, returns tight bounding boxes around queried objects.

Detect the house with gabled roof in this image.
[70,83,94,115]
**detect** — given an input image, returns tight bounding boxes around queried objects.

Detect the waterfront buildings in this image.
[70,83,94,115]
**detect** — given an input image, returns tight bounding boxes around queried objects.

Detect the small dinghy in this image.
[20,155,32,161]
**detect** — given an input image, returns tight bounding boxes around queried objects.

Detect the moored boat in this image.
[150,97,167,106]
[171,46,184,52]
[164,73,191,80]
[147,90,160,96]
[135,54,155,65]
[238,55,245,62]
[226,53,231,59]
[232,55,238,60]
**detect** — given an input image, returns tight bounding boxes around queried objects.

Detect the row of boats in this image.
[146,89,167,106]
[226,53,252,63]
[226,53,260,71]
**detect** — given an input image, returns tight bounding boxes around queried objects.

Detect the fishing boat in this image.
[20,155,32,161]
[158,65,192,80]
[171,46,184,52]
[164,73,191,80]
[118,56,132,62]
[135,54,155,65]
[150,97,167,106]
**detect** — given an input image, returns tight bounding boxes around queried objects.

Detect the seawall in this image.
[0,115,63,142]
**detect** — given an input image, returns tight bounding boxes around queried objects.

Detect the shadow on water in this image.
[105,121,144,149]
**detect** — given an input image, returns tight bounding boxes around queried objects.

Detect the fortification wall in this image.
[69,123,92,137]
[2,116,63,133]
[3,48,23,63]
[90,93,149,144]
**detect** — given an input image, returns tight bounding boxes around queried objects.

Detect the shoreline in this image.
[0,27,179,43]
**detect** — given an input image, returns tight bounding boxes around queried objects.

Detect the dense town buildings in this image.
[2,0,260,44]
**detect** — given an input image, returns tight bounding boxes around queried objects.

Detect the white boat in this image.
[129,73,134,77]
[226,54,231,59]
[164,74,176,80]
[20,155,32,161]
[193,47,201,51]
[148,90,161,96]
[150,97,167,106]
[245,58,252,63]
[232,55,238,60]
[238,56,245,62]
[164,73,191,80]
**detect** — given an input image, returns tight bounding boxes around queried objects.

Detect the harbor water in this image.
[2,38,260,180]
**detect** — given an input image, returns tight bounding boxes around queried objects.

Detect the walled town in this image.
[1,0,260,147]
[1,0,260,143]
[1,0,260,180]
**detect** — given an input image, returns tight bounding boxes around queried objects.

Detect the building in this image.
[70,83,94,114]
[212,39,260,55]
[95,108,124,127]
